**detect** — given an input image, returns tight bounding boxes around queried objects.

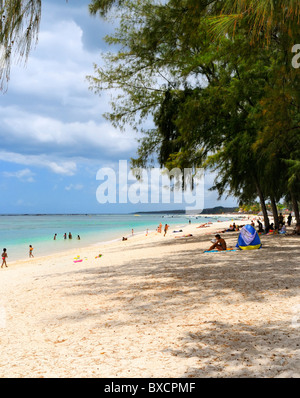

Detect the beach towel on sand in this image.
[204,248,237,253]
[236,224,262,250]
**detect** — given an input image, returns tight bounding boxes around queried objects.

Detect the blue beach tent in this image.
[236,224,262,250]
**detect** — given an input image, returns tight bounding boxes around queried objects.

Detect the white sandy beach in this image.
[0,215,299,378]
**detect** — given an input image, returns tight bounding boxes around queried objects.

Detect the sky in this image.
[0,0,238,214]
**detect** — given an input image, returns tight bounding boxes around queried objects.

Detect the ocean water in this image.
[0,213,222,262]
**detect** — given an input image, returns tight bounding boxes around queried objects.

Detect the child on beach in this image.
[1,248,8,268]
[29,245,34,258]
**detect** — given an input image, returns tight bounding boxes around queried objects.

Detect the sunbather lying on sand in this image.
[197,224,209,228]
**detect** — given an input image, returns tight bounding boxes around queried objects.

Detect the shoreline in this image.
[1,214,299,378]
[4,214,245,269]
[2,213,237,267]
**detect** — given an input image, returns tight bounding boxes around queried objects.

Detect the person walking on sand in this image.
[29,245,34,258]
[164,224,169,236]
[1,248,8,268]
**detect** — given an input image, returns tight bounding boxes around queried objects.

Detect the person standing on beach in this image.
[164,224,169,236]
[54,233,57,240]
[287,213,292,227]
[278,213,284,226]
[29,245,34,258]
[1,248,8,268]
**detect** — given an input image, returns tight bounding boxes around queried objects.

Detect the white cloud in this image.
[3,168,35,183]
[0,106,138,161]
[65,183,84,191]
[10,20,94,96]
[0,4,139,175]
[0,151,77,176]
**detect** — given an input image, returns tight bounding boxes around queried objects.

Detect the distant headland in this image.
[133,206,239,215]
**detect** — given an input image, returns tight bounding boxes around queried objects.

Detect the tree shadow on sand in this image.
[165,319,299,377]
[48,234,299,377]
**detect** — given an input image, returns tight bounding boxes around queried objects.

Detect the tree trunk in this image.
[270,197,279,229]
[291,192,300,224]
[255,181,270,230]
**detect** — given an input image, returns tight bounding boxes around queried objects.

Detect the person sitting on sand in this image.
[223,223,237,232]
[257,220,264,233]
[279,224,286,234]
[265,223,274,234]
[207,234,227,251]
[289,222,300,236]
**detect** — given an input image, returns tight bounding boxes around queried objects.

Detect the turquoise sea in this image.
[0,213,224,262]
